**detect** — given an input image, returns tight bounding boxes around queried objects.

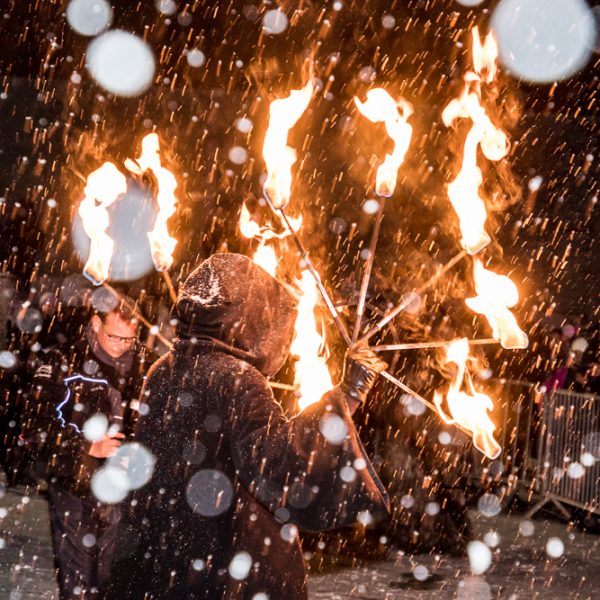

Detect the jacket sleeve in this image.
[24,351,91,476]
[227,363,389,532]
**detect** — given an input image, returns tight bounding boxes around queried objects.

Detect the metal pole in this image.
[359,249,468,343]
[161,270,178,305]
[370,338,498,352]
[380,370,472,437]
[266,195,482,439]
[352,198,386,343]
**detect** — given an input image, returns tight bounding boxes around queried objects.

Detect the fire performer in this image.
[108,253,389,599]
[24,299,153,599]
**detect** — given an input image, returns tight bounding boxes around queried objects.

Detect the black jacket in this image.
[109,253,389,600]
[24,331,153,499]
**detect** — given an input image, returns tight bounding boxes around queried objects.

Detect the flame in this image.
[239,201,263,240]
[238,201,302,276]
[291,270,334,411]
[79,133,178,284]
[252,243,279,277]
[125,133,178,271]
[471,26,498,84]
[263,80,314,209]
[251,74,335,406]
[444,120,490,255]
[78,162,127,284]
[442,27,508,255]
[354,89,413,197]
[434,338,501,459]
[465,258,528,350]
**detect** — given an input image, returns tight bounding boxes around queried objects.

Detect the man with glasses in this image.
[25,299,154,599]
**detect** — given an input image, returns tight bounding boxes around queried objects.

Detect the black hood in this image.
[173,253,298,377]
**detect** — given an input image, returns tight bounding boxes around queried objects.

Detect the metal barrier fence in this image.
[531,388,600,516]
[473,380,600,518]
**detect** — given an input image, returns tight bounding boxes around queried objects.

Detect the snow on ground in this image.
[1,483,599,599]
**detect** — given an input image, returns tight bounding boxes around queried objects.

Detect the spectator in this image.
[25,298,154,599]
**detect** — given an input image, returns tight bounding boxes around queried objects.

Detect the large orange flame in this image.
[262,80,314,209]
[291,270,334,411]
[442,27,508,255]
[79,133,178,284]
[78,162,127,285]
[260,80,333,412]
[443,118,491,255]
[124,133,178,271]
[434,338,501,459]
[465,258,529,350]
[354,88,413,197]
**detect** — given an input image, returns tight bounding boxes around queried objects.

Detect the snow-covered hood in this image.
[173,253,298,377]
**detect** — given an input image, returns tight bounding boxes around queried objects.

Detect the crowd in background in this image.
[539,321,600,396]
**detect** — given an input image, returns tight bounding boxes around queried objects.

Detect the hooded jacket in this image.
[109,253,389,600]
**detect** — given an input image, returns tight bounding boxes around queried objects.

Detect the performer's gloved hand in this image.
[340,343,388,405]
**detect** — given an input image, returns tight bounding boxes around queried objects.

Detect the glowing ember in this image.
[442,27,509,255]
[78,162,127,284]
[262,80,314,209]
[124,133,178,271]
[291,270,334,411]
[434,338,501,459]
[465,258,528,350]
[354,88,413,197]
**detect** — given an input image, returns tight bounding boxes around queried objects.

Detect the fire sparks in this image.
[78,162,127,285]
[354,88,413,197]
[291,270,334,411]
[262,80,314,209]
[124,133,178,272]
[442,27,508,255]
[465,258,529,350]
[434,338,501,459]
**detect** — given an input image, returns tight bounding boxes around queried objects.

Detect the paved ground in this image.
[1,481,599,599]
[307,507,600,600]
[0,484,57,600]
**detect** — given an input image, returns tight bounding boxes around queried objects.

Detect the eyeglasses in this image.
[102,324,137,346]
